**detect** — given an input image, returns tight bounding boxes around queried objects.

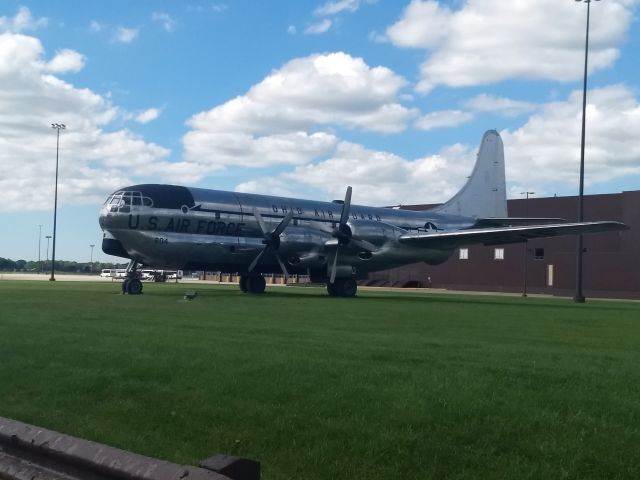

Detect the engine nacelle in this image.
[347,219,405,248]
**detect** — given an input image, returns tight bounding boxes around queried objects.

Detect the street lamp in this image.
[38,224,42,273]
[45,235,52,262]
[50,123,66,281]
[520,191,535,297]
[89,244,95,273]
[574,0,599,303]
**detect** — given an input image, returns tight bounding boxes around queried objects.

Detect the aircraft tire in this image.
[341,278,358,297]
[239,275,249,293]
[127,278,143,295]
[122,278,130,294]
[247,275,266,294]
[326,282,340,297]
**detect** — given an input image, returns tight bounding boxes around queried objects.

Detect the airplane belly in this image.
[117,229,262,270]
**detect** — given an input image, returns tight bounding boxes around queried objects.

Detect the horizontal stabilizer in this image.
[399,221,628,250]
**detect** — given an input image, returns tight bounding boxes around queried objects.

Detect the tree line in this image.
[0,257,127,273]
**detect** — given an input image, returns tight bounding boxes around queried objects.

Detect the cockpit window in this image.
[105,191,153,212]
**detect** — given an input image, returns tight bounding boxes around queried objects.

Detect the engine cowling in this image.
[347,219,405,248]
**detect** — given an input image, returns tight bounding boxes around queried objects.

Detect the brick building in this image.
[367,190,640,299]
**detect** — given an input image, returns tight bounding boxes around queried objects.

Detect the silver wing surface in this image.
[398,221,629,249]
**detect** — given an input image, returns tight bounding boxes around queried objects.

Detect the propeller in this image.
[329,186,376,283]
[248,209,294,279]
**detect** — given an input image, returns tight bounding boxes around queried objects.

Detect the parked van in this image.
[100,268,127,278]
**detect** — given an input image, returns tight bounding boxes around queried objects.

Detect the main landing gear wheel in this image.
[326,278,357,297]
[239,275,266,294]
[122,278,143,295]
[239,275,249,293]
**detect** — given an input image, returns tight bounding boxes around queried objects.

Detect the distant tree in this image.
[25,260,39,271]
[0,257,16,270]
[0,258,129,272]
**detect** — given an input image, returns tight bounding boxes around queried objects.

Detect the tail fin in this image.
[432,129,507,219]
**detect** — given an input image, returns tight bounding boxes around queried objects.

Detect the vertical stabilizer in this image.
[432,130,507,219]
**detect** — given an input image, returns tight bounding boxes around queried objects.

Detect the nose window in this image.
[106,191,153,212]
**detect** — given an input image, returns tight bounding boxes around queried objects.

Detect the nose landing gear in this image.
[122,260,143,295]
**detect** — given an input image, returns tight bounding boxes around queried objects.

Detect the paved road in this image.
[0,273,116,282]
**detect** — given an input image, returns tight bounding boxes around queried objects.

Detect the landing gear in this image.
[122,260,143,295]
[326,278,357,297]
[123,278,143,295]
[239,275,249,293]
[239,274,266,294]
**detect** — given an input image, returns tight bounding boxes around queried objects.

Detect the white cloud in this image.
[89,20,103,33]
[184,52,415,168]
[304,19,332,35]
[299,0,374,36]
[152,12,177,32]
[235,84,640,206]
[0,6,47,33]
[503,85,640,192]
[415,109,473,130]
[236,141,476,206]
[0,32,172,212]
[185,131,338,168]
[112,26,139,44]
[287,25,297,35]
[211,4,228,13]
[385,0,451,49]
[385,0,634,93]
[45,49,86,74]
[464,94,538,118]
[314,0,360,16]
[187,4,228,14]
[133,108,161,124]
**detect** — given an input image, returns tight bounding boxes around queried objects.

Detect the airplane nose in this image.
[101,230,129,258]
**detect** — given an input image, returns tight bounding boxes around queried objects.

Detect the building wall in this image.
[367,191,640,299]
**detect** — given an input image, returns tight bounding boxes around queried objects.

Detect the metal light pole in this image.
[574,0,599,303]
[38,224,42,273]
[89,244,95,273]
[521,191,535,297]
[50,123,66,281]
[45,235,52,262]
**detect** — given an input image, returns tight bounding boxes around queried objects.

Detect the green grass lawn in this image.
[1,281,639,480]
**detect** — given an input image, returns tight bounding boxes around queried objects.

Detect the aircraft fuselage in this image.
[99,184,471,279]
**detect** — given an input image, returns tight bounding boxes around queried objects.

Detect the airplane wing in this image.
[398,221,628,250]
[473,217,566,227]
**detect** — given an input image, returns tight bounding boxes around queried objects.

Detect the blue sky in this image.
[1,0,639,263]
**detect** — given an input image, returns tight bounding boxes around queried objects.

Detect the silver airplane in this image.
[99,130,628,297]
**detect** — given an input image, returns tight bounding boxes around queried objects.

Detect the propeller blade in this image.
[329,245,339,284]
[253,210,268,235]
[351,238,377,252]
[275,254,289,280]
[339,186,352,225]
[273,209,295,237]
[248,246,267,272]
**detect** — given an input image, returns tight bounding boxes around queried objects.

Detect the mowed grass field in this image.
[1,281,639,480]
